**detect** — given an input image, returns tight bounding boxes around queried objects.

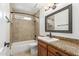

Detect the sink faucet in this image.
[47,32,52,38]
[49,32,52,38]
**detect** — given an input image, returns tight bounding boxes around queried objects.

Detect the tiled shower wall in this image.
[10,14,39,43]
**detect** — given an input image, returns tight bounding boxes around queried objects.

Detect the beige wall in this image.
[34,17,39,39]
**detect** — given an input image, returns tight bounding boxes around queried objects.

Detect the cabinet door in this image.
[38,45,47,56]
[48,45,57,56]
[48,45,68,56]
[48,51,56,56]
[55,50,68,56]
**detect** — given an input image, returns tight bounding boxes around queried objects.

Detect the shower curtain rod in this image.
[11,12,39,18]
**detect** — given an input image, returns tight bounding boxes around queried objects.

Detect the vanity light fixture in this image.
[45,3,58,11]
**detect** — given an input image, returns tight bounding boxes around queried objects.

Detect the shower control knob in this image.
[4,42,10,47]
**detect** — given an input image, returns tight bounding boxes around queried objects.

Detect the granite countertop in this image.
[38,36,79,56]
[49,40,79,56]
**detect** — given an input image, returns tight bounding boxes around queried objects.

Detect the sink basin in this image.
[38,36,59,43]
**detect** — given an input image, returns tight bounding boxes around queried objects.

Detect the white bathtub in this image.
[11,40,37,55]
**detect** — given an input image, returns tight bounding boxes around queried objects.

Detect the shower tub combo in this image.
[11,40,37,56]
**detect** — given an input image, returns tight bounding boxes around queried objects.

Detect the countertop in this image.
[38,36,79,56]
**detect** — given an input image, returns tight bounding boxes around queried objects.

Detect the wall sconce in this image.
[45,3,58,11]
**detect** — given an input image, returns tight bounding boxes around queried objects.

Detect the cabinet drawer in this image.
[38,40,47,48]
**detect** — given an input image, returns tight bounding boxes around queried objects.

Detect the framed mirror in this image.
[45,4,72,33]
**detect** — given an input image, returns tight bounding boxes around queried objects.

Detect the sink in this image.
[38,36,59,43]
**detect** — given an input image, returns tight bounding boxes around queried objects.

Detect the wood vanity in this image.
[38,36,79,56]
[38,40,71,56]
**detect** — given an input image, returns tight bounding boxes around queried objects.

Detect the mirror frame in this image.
[45,4,72,33]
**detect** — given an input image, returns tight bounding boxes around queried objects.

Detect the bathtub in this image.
[11,40,37,55]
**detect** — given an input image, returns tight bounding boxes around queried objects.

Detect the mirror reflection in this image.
[47,9,69,30]
[45,4,72,33]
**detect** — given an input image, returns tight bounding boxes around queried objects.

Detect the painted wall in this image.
[39,3,79,39]
[0,3,10,55]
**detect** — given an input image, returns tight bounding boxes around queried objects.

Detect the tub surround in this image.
[38,36,79,56]
[11,40,37,56]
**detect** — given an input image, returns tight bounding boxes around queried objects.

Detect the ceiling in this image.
[11,3,44,16]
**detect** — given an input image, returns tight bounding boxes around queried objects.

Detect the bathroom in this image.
[0,1,79,56]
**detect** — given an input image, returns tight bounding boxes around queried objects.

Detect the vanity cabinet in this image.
[38,40,47,56]
[38,40,71,56]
